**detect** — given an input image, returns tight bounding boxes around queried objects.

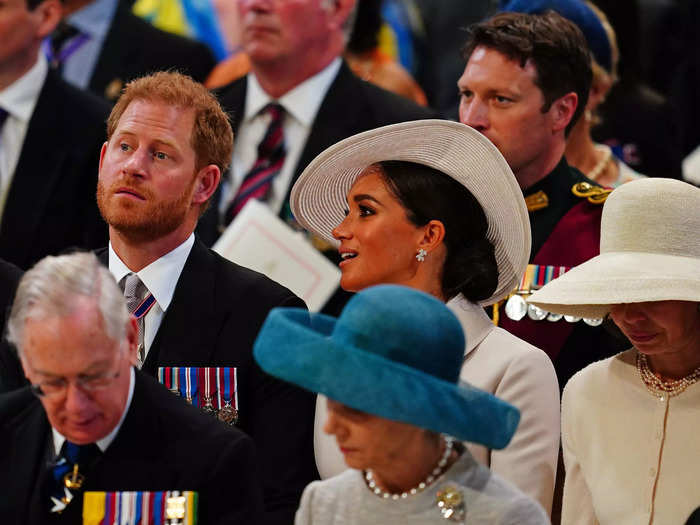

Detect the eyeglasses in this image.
[30,369,122,398]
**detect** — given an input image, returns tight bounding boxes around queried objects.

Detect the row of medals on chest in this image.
[504,289,603,326]
[169,384,238,426]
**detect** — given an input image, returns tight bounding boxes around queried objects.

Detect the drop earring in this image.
[416,249,427,262]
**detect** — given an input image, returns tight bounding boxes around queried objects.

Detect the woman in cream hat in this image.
[290,119,560,514]
[528,177,700,524]
[254,284,549,524]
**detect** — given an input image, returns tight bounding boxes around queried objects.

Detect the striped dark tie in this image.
[225,103,286,224]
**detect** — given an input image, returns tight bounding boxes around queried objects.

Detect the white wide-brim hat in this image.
[528,178,700,318]
[290,120,531,306]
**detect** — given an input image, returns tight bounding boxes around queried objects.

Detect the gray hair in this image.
[7,252,129,353]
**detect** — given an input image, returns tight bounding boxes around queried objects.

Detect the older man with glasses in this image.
[0,251,263,525]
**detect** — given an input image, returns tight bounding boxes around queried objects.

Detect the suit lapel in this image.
[0,72,69,267]
[0,396,51,525]
[142,240,218,373]
[89,1,133,100]
[291,62,367,186]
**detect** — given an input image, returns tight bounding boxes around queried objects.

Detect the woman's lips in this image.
[626,332,657,343]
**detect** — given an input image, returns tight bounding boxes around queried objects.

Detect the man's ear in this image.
[34,0,63,40]
[326,0,356,32]
[191,165,221,206]
[550,92,578,133]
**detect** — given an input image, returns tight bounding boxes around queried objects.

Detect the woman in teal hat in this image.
[254,284,549,524]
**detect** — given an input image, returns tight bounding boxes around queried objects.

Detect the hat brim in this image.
[253,308,520,450]
[290,120,530,306]
[527,251,700,318]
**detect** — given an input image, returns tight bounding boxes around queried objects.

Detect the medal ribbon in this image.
[518,264,570,293]
[216,367,222,410]
[233,368,239,410]
[179,367,187,399]
[43,33,91,66]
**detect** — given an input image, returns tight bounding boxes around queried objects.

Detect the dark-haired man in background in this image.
[458,11,626,388]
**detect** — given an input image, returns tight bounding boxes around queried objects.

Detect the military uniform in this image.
[494,158,628,389]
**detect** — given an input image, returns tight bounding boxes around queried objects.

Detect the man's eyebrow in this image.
[115,131,179,151]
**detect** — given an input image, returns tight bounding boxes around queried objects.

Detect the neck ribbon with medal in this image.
[502,264,603,326]
[157,367,238,426]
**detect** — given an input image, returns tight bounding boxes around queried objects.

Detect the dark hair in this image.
[462,11,592,135]
[376,160,498,303]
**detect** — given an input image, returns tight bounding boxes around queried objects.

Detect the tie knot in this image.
[263,103,285,123]
[63,441,101,465]
[51,21,80,54]
[122,273,148,312]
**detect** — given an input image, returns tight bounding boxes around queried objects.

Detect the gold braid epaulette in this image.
[571,182,612,204]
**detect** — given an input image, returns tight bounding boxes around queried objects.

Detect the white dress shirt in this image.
[108,234,194,359]
[52,367,136,455]
[219,58,342,218]
[0,52,48,223]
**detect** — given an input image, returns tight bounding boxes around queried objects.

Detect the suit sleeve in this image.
[199,431,265,525]
[489,349,560,515]
[561,379,599,525]
[239,291,318,525]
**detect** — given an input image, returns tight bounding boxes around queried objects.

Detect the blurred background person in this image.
[49,0,215,102]
[529,178,700,524]
[291,120,560,514]
[254,284,549,524]
[0,0,109,270]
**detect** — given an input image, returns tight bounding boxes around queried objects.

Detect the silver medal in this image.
[505,295,528,321]
[527,304,548,321]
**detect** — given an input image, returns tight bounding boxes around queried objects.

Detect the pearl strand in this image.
[636,352,700,399]
[364,436,454,501]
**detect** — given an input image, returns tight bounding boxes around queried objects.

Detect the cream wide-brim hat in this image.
[528,178,700,318]
[290,120,531,306]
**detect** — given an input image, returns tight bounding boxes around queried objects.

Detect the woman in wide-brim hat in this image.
[290,119,560,513]
[254,284,549,524]
[528,178,700,524]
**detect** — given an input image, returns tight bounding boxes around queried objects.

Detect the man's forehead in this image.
[461,46,539,86]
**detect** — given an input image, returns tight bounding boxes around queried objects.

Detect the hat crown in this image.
[332,285,465,384]
[601,178,700,259]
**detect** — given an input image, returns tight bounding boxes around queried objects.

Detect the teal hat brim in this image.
[254,308,520,450]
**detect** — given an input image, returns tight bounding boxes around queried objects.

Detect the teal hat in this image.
[253,285,520,450]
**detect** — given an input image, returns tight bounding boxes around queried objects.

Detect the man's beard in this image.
[96,177,195,243]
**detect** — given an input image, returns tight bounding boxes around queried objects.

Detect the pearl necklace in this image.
[587,145,613,182]
[364,436,454,500]
[636,352,700,399]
